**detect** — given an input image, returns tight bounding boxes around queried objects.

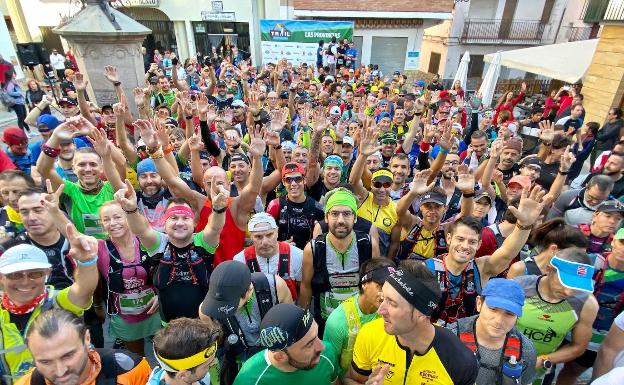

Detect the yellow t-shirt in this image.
[352,318,478,385]
[357,193,397,234]
[411,226,436,260]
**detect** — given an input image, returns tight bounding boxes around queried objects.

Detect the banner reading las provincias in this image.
[260,19,354,66]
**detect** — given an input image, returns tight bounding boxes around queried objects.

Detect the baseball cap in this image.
[372,168,393,184]
[378,131,398,143]
[481,278,525,317]
[520,156,542,169]
[281,162,305,178]
[164,118,178,127]
[329,106,341,116]
[474,189,493,204]
[58,97,77,106]
[393,70,401,75]
[596,200,624,215]
[342,136,354,147]
[200,261,251,320]
[247,212,277,232]
[415,80,426,88]
[508,175,531,190]
[0,244,51,274]
[36,115,60,131]
[257,304,314,351]
[550,256,595,293]
[231,99,246,108]
[372,70,379,77]
[616,228,624,240]
[420,191,446,206]
[370,85,379,92]
[216,80,227,87]
[2,127,28,145]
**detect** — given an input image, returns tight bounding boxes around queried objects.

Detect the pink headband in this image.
[163,205,195,221]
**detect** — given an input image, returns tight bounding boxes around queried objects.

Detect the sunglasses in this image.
[4,270,46,281]
[283,175,304,184]
[373,181,392,189]
[381,139,397,145]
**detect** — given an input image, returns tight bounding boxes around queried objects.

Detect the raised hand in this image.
[559,145,576,172]
[366,95,377,109]
[53,116,95,141]
[66,223,98,262]
[492,170,504,185]
[490,138,504,160]
[410,170,435,195]
[423,124,436,142]
[438,122,453,151]
[113,102,126,116]
[87,126,111,157]
[114,179,138,212]
[103,65,120,84]
[359,126,382,156]
[312,108,330,133]
[188,132,204,152]
[210,176,229,211]
[334,119,348,140]
[154,118,170,148]
[41,179,64,213]
[508,185,548,227]
[520,81,527,93]
[247,91,261,116]
[134,119,159,149]
[69,73,88,91]
[264,130,281,147]
[248,124,267,158]
[132,88,145,107]
[455,164,475,193]
[269,109,287,132]
[539,120,555,143]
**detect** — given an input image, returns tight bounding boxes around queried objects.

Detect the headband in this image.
[372,169,393,181]
[361,266,396,285]
[155,342,217,372]
[231,153,251,164]
[323,155,343,168]
[325,189,357,214]
[163,205,195,221]
[386,269,440,316]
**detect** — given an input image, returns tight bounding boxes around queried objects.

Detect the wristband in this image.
[123,207,138,214]
[113,81,122,87]
[273,145,282,150]
[75,256,98,267]
[42,143,61,158]
[150,148,164,159]
[146,146,162,156]
[558,170,568,175]
[462,192,475,198]
[335,140,343,145]
[213,206,227,214]
[516,223,533,231]
[440,147,450,155]
[185,115,193,120]
[164,145,174,155]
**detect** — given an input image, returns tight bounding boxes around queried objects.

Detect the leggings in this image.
[11,104,29,131]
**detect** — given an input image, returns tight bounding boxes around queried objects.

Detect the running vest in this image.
[429,256,481,325]
[398,222,447,261]
[0,288,58,383]
[457,317,523,385]
[578,224,613,254]
[589,254,624,351]
[523,250,543,276]
[243,242,298,300]
[196,197,245,266]
[104,239,154,317]
[339,295,379,373]
[311,232,372,320]
[276,196,318,249]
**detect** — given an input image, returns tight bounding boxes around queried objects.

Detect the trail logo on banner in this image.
[270,24,292,41]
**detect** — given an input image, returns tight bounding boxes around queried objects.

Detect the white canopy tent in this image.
[483,39,599,83]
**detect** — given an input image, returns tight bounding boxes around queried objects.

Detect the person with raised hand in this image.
[116,172,227,322]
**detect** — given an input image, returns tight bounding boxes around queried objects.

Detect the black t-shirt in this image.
[208,95,233,110]
[276,197,325,249]
[307,177,330,202]
[535,160,560,191]
[497,163,520,185]
[427,82,444,91]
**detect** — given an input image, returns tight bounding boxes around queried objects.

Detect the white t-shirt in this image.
[49,53,65,70]
[233,243,303,282]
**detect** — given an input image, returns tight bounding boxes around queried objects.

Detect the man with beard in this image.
[17,309,150,385]
[299,188,379,329]
[435,153,463,221]
[461,130,489,167]
[378,131,398,168]
[578,200,624,254]
[344,261,478,385]
[209,79,234,110]
[0,188,74,288]
[323,258,397,376]
[581,151,624,199]
[388,154,411,203]
[233,304,340,385]
[475,137,523,185]
[547,174,613,225]
[266,162,324,250]
[426,187,547,325]
[37,117,115,239]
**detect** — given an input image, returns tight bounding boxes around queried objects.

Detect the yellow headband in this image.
[156,343,217,371]
[372,169,393,181]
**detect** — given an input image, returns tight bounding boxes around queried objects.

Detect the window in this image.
[468,55,485,77]
[428,52,441,74]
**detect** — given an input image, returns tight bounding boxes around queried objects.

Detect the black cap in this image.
[393,70,401,75]
[474,189,493,204]
[257,304,314,351]
[216,80,227,87]
[420,191,446,206]
[164,117,178,127]
[200,261,251,320]
[279,91,289,99]
[596,200,624,214]
[58,97,77,106]
[520,156,542,169]
[149,76,158,84]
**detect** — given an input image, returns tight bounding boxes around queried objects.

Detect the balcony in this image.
[565,25,601,41]
[460,19,547,45]
[583,0,624,23]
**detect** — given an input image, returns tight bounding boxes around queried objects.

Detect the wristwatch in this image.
[540,356,552,370]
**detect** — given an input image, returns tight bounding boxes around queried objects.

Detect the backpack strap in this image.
[29,370,46,385]
[354,231,372,264]
[277,242,291,279]
[94,349,122,385]
[243,246,261,273]
[251,272,274,319]
[524,256,542,276]
[311,234,329,292]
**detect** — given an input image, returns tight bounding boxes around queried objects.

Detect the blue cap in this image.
[550,256,595,293]
[376,111,391,123]
[323,154,343,168]
[136,158,157,176]
[482,278,525,317]
[36,114,60,131]
[416,80,426,88]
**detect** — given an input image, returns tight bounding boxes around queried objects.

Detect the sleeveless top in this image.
[195,197,245,266]
[235,273,278,347]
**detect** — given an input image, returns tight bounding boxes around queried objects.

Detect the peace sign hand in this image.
[210,176,229,211]
[66,223,98,262]
[114,179,138,212]
[41,179,64,213]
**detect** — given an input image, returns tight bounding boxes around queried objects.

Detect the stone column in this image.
[582,25,624,125]
[53,0,150,115]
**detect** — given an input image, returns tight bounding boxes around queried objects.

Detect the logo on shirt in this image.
[420,370,438,381]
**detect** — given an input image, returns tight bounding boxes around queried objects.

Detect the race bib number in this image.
[82,213,104,236]
[118,288,155,315]
[321,273,359,319]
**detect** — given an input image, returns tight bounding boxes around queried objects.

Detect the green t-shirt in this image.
[62,180,114,239]
[323,294,379,377]
[232,344,339,385]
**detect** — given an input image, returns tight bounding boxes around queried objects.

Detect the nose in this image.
[54,361,68,378]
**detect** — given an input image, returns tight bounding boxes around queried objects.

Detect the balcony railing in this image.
[461,19,547,45]
[565,25,601,41]
[583,0,624,23]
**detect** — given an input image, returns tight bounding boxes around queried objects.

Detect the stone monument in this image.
[53,0,151,115]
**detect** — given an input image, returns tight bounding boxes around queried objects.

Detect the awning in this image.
[484,39,599,83]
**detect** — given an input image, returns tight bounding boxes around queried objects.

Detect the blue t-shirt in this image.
[7,150,32,175]
[29,140,44,165]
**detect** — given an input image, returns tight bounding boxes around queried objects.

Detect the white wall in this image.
[467,0,498,19]
[356,26,425,67]
[514,0,546,20]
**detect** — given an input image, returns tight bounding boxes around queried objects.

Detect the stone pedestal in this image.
[53,1,150,115]
[582,25,624,125]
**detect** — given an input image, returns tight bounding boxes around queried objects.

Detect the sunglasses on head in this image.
[5,270,46,281]
[283,175,304,184]
[373,181,392,189]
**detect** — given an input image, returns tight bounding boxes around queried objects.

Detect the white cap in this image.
[452,122,463,134]
[330,106,341,116]
[248,212,278,232]
[0,244,51,274]
[232,99,246,108]
[343,136,355,146]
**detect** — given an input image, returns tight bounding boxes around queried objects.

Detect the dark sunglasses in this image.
[283,175,304,184]
[381,139,397,145]
[5,270,46,281]
[373,181,392,189]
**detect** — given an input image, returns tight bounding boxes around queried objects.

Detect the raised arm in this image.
[202,176,229,246]
[454,164,476,218]
[426,122,452,185]
[25,95,52,126]
[593,314,624,379]
[113,102,138,163]
[72,73,98,126]
[397,170,433,228]
[547,145,575,204]
[349,125,381,202]
[480,186,547,279]
[87,126,125,191]
[114,179,159,250]
[103,66,134,126]
[401,117,421,154]
[480,138,503,187]
[306,109,330,187]
[65,223,100,309]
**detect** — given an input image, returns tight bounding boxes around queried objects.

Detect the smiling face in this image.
[323,164,342,186]
[475,297,518,340]
[72,152,103,188]
[138,171,163,196]
[441,154,459,179]
[1,177,31,211]
[100,203,129,239]
[472,198,491,219]
[28,326,90,385]
[0,268,49,306]
[499,149,520,169]
[283,171,305,200]
[292,147,308,165]
[229,160,250,184]
[18,193,55,237]
[164,203,195,242]
[390,157,409,185]
[446,223,482,264]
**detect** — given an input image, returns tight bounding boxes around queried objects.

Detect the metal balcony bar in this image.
[567,26,594,41]
[461,19,547,45]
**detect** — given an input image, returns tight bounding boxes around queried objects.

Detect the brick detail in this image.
[293,0,454,13]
